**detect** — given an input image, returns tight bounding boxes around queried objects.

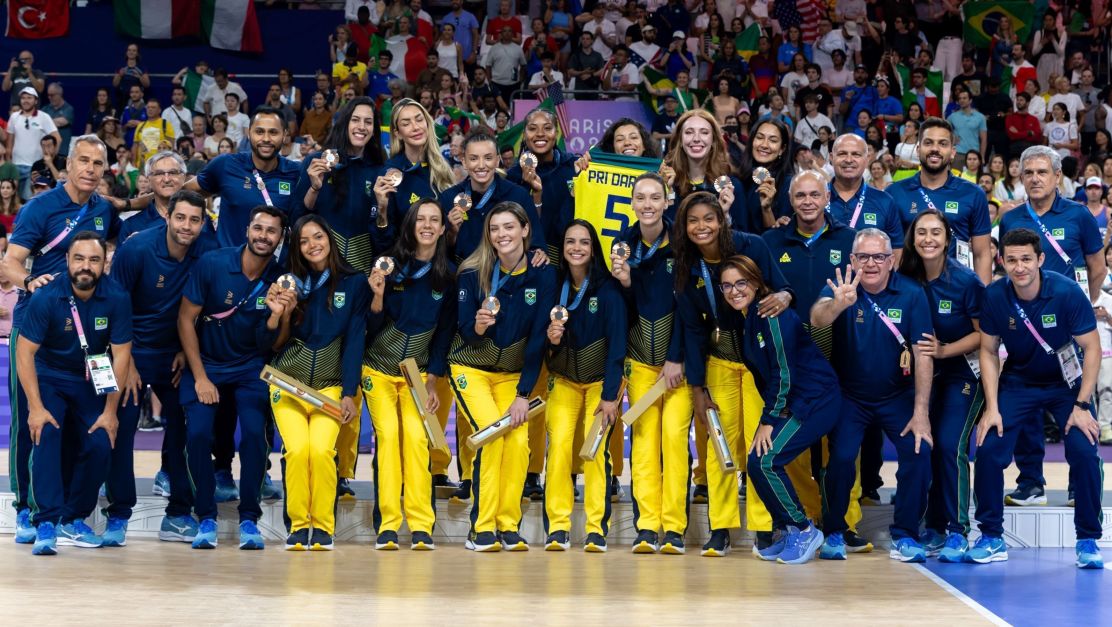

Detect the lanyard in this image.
[393,260,432,283]
[861,292,907,348]
[490,252,525,297]
[208,280,267,321]
[845,183,867,228]
[293,270,330,297]
[1011,293,1055,355]
[472,180,497,211]
[803,224,829,248]
[1024,202,1072,266]
[252,169,274,207]
[917,187,938,212]
[698,260,719,328]
[38,202,90,257]
[68,297,90,354]
[559,276,590,311]
[401,159,423,173]
[629,230,666,268]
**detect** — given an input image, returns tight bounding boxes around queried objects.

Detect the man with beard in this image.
[176,206,288,550]
[888,118,992,285]
[19,231,132,555]
[0,134,121,545]
[119,151,189,241]
[106,190,217,547]
[185,108,299,249]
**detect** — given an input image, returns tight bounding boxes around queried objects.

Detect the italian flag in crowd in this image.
[114,0,261,52]
[202,0,263,53]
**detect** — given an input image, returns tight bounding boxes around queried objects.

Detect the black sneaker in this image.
[632,530,659,554]
[844,530,874,553]
[701,529,730,557]
[336,478,356,501]
[660,531,686,555]
[584,532,608,553]
[859,488,882,506]
[500,530,529,551]
[432,474,458,499]
[411,531,436,550]
[522,473,544,501]
[1004,484,1047,506]
[375,530,399,550]
[754,531,775,552]
[692,484,709,504]
[449,479,472,504]
[738,473,747,499]
[545,530,570,551]
[466,531,499,552]
[610,476,624,502]
[285,528,309,551]
[309,528,334,551]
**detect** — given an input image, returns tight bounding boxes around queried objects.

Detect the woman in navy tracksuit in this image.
[718,255,841,565]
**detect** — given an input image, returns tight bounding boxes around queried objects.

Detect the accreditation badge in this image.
[1057,343,1082,387]
[87,353,119,395]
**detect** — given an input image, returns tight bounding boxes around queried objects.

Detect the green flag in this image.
[962,2,1035,48]
[734,24,762,61]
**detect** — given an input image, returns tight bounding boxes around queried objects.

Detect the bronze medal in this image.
[323,149,338,167]
[483,295,501,315]
[713,175,732,193]
[752,166,771,185]
[374,256,396,274]
[277,273,297,292]
[611,241,631,261]
[384,168,403,188]
[550,305,569,323]
[519,151,538,169]
[454,192,472,221]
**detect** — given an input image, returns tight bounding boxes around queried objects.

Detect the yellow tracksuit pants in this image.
[692,420,708,487]
[527,366,549,476]
[449,365,529,534]
[430,376,453,477]
[270,385,343,534]
[336,396,361,480]
[544,376,613,535]
[704,357,821,531]
[362,366,436,535]
[627,360,693,534]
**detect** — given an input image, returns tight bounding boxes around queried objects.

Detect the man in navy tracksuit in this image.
[177,206,284,550]
[108,190,217,546]
[19,232,132,555]
[811,228,935,563]
[971,228,1106,569]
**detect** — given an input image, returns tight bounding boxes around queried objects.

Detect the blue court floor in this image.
[920,549,1110,626]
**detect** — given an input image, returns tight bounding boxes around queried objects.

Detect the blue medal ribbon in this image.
[472,180,498,212]
[490,252,526,297]
[559,276,590,311]
[698,260,719,329]
[293,269,331,298]
[629,229,666,268]
[393,260,432,283]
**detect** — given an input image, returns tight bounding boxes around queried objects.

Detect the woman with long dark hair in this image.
[740,118,795,230]
[542,219,626,552]
[611,172,693,554]
[363,198,457,550]
[449,201,556,552]
[268,215,369,551]
[897,210,985,563]
[718,255,841,565]
[673,192,811,558]
[85,88,117,135]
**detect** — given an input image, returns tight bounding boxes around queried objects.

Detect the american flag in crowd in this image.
[534,81,570,140]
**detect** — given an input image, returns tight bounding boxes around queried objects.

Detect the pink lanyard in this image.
[1011,297,1055,355]
[1024,203,1072,266]
[253,170,273,207]
[68,297,90,380]
[862,292,907,348]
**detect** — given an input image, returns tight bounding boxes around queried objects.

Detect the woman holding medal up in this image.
[449,201,556,552]
[673,192,811,557]
[742,118,796,231]
[610,172,694,555]
[363,198,457,551]
[897,210,985,563]
[506,108,579,264]
[292,97,383,499]
[542,220,627,552]
[267,215,369,551]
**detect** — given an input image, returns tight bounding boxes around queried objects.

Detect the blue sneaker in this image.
[778,525,825,565]
[920,529,946,558]
[938,533,969,563]
[192,518,218,549]
[755,530,788,561]
[261,474,282,501]
[159,515,199,543]
[57,519,103,548]
[239,520,265,550]
[965,535,1008,564]
[889,537,926,563]
[819,532,847,560]
[214,470,239,503]
[152,470,171,497]
[101,518,128,547]
[15,509,36,544]
[1076,539,1104,569]
[32,522,57,556]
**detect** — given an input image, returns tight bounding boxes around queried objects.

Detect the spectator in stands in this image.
[528,52,564,90]
[190,115,210,157]
[348,8,374,63]
[546,0,574,53]
[418,50,453,95]
[653,0,689,38]
[580,4,617,58]
[216,137,236,156]
[777,25,812,74]
[133,99,174,166]
[656,30,695,82]
[1047,103,1081,159]
[120,85,147,148]
[1033,12,1068,95]
[85,88,116,136]
[749,36,778,96]
[758,90,793,130]
[710,40,749,101]
[840,64,876,125]
[710,77,741,127]
[40,83,74,158]
[1076,69,1100,154]
[329,24,354,64]
[1050,75,1084,125]
[567,31,604,99]
[793,64,834,119]
[436,24,465,80]
[440,0,480,70]
[203,114,228,159]
[0,143,18,183]
[906,67,942,117]
[631,24,662,68]
[334,43,370,95]
[948,90,988,164]
[112,43,151,109]
[2,51,44,111]
[276,68,302,114]
[795,94,834,150]
[603,46,640,102]
[813,16,848,78]
[651,94,680,146]
[485,26,527,106]
[973,77,1014,160]
[485,0,522,45]
[951,54,987,99]
[893,120,920,175]
[6,87,59,199]
[225,94,250,147]
[1009,44,1038,101]
[162,86,195,141]
[200,68,248,118]
[29,135,65,189]
[469,66,502,114]
[0,178,20,232]
[261,84,298,137]
[112,144,140,195]
[369,51,399,103]
[96,116,125,166]
[477,94,499,128]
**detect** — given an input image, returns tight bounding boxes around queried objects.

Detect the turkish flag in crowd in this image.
[6,0,70,39]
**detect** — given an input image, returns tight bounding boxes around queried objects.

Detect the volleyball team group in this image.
[4,96,1106,569]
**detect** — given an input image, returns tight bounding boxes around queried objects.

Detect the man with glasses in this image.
[119,150,188,241]
[810,228,935,563]
[2,51,45,110]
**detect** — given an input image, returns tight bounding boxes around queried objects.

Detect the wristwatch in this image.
[1074,400,1092,411]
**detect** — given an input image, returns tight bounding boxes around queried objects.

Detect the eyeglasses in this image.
[718,279,750,294]
[149,170,184,178]
[24,119,30,130]
[852,252,893,265]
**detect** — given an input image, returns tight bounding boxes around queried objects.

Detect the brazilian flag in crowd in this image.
[962,1,1035,47]
[496,99,566,154]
